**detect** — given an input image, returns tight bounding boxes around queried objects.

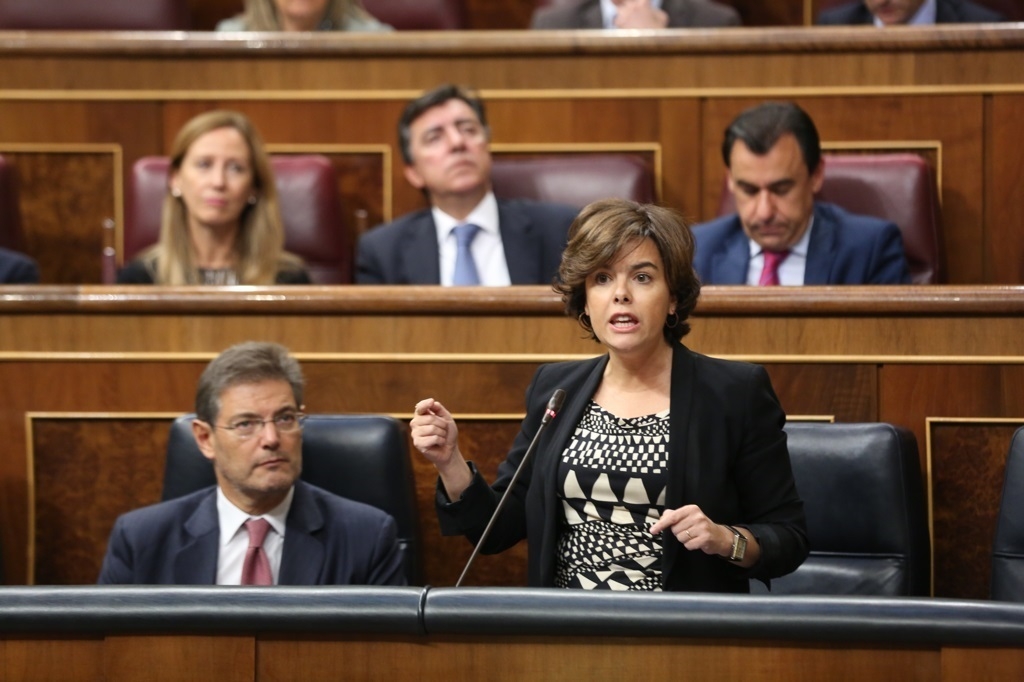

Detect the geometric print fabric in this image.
[555,401,670,591]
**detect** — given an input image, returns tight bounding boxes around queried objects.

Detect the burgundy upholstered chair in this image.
[717,152,943,284]
[491,153,657,209]
[0,0,191,30]
[123,154,351,284]
[362,0,466,29]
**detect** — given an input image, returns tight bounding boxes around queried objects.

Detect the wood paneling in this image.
[1,151,116,283]
[6,632,1024,681]
[928,421,1020,600]
[985,94,1024,284]
[0,639,104,682]
[105,636,253,682]
[3,286,1024,595]
[32,418,170,585]
[0,31,1021,283]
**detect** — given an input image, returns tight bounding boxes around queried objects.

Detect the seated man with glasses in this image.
[98,341,405,586]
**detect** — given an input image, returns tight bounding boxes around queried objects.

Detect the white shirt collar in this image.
[874,0,936,26]
[216,484,294,546]
[432,191,500,247]
[600,0,664,28]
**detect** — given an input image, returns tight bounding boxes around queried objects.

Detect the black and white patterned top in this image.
[554,400,670,591]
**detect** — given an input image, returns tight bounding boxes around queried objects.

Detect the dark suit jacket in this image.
[817,0,1004,24]
[437,344,808,593]
[98,480,406,585]
[355,198,577,285]
[691,202,911,285]
[531,0,740,28]
[0,247,39,283]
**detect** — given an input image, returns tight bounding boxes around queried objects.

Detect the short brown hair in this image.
[195,342,304,424]
[554,199,701,343]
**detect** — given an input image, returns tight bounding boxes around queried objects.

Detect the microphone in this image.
[455,388,567,587]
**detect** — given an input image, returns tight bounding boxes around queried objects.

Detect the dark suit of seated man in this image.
[356,84,577,286]
[98,341,406,586]
[530,0,740,29]
[0,247,40,283]
[692,101,910,286]
[817,0,1004,25]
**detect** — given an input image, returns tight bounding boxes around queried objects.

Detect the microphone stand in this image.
[455,388,566,587]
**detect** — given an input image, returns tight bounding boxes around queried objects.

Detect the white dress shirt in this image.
[215,486,294,585]
[600,0,665,28]
[746,217,814,286]
[433,191,511,286]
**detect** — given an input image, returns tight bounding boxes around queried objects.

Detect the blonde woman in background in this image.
[216,0,392,32]
[117,110,310,285]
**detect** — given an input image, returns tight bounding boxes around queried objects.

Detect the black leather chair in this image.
[991,427,1024,601]
[754,422,931,596]
[162,413,421,585]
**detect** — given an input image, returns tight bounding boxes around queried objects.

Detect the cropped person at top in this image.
[99,341,405,585]
[691,101,911,285]
[117,110,310,285]
[411,198,808,592]
[817,0,1004,25]
[531,0,740,29]
[355,84,577,285]
[216,0,392,32]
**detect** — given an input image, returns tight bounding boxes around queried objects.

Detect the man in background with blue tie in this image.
[355,84,578,286]
[691,101,910,286]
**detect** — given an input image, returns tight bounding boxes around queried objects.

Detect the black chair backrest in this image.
[754,422,931,596]
[162,413,421,585]
[992,427,1024,601]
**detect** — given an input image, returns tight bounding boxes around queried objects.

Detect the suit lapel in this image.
[662,0,692,24]
[175,491,220,584]
[498,201,542,284]
[803,204,837,284]
[662,343,697,584]
[580,0,604,27]
[710,220,751,284]
[278,482,326,585]
[936,0,958,21]
[400,213,442,284]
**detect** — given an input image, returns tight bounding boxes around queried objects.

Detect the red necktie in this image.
[758,250,790,286]
[240,518,273,586]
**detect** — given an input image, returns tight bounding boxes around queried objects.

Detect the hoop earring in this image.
[665,312,680,329]
[578,312,591,328]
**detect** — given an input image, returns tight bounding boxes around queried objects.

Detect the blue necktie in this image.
[452,224,482,286]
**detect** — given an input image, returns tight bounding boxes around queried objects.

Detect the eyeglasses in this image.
[213,412,307,439]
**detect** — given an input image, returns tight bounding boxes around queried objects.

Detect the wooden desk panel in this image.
[2,285,1023,596]
[0,30,1022,283]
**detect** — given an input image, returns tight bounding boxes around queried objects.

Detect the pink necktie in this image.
[240,518,273,586]
[758,250,790,286]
